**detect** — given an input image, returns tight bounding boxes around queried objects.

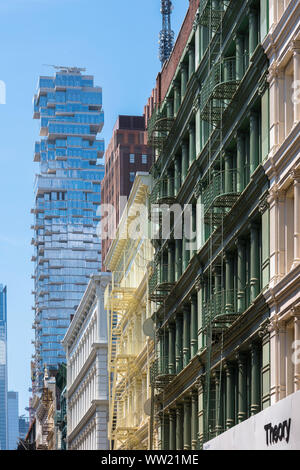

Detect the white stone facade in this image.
[263,0,300,405]
[63,273,111,450]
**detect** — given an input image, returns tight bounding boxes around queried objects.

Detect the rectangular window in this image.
[142,154,147,164]
[130,154,135,164]
[130,172,135,182]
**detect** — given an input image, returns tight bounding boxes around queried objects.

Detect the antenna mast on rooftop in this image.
[159,0,174,67]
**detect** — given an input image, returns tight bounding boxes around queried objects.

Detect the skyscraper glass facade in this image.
[0,285,8,450]
[32,68,104,391]
[7,391,19,450]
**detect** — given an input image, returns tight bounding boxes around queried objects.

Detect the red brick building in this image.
[101,115,153,269]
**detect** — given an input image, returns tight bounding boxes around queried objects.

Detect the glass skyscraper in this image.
[0,285,8,450]
[7,391,19,450]
[32,67,104,391]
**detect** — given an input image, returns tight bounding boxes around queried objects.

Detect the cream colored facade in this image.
[63,273,111,450]
[263,0,300,405]
[105,173,155,450]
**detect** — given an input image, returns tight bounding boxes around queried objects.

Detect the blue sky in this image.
[0,0,188,415]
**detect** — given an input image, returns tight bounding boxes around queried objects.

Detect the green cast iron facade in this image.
[148,0,271,450]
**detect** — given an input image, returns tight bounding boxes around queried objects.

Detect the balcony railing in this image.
[200,57,239,123]
[202,289,239,330]
[149,263,175,303]
[198,0,230,31]
[150,177,176,205]
[150,356,175,389]
[147,105,174,153]
[202,169,240,223]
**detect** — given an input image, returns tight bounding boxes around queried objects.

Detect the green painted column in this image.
[191,392,198,450]
[175,239,182,281]
[251,342,261,416]
[181,141,189,182]
[250,110,259,175]
[174,155,181,196]
[190,295,198,358]
[224,151,233,194]
[236,239,246,314]
[161,414,170,450]
[176,405,183,450]
[168,323,176,375]
[168,242,175,284]
[250,222,260,302]
[167,97,174,119]
[183,397,192,450]
[249,8,258,56]
[169,410,176,450]
[182,232,190,273]
[235,33,244,81]
[167,168,174,199]
[191,203,197,258]
[213,371,223,435]
[225,362,235,430]
[183,305,191,368]
[189,123,196,167]
[197,277,206,351]
[237,353,247,423]
[180,64,188,102]
[200,25,209,60]
[175,313,183,373]
[225,252,234,314]
[236,131,245,193]
[213,266,221,294]
[188,45,195,80]
[198,379,205,449]
[174,82,181,115]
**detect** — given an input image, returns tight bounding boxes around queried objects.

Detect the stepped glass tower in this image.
[32,67,105,392]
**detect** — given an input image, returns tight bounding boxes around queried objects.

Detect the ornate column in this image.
[175,313,183,373]
[168,322,176,375]
[249,7,258,56]
[250,342,261,416]
[169,409,176,450]
[224,252,234,314]
[213,370,223,435]
[175,239,182,281]
[236,239,246,313]
[166,97,174,119]
[268,186,286,286]
[292,170,300,269]
[196,275,206,351]
[250,222,260,301]
[189,122,196,167]
[292,306,300,393]
[180,63,188,102]
[267,63,285,151]
[191,390,198,450]
[188,44,195,80]
[174,155,182,196]
[176,404,183,450]
[291,41,300,124]
[236,131,245,193]
[259,194,270,290]
[181,140,189,182]
[224,151,233,194]
[167,167,174,200]
[173,81,181,115]
[237,353,247,423]
[224,362,235,430]
[190,295,198,359]
[167,242,175,284]
[183,397,192,450]
[235,33,244,81]
[198,378,205,449]
[250,110,259,175]
[183,304,191,368]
